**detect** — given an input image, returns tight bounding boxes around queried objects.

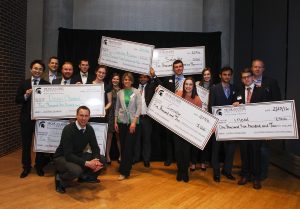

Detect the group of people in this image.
[16,56,281,194]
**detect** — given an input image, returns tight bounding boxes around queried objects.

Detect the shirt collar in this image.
[75,121,86,130]
[81,72,88,77]
[31,76,40,82]
[175,74,184,80]
[49,70,57,76]
[246,82,255,90]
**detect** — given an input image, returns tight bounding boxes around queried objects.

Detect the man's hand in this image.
[150,67,156,77]
[25,89,33,97]
[85,159,103,172]
[232,102,240,107]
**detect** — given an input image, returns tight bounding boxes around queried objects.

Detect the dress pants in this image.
[239,140,262,180]
[191,140,210,165]
[260,141,270,179]
[211,135,236,175]
[119,123,137,177]
[174,135,191,176]
[20,120,44,170]
[134,115,152,162]
[54,153,101,181]
[165,129,174,162]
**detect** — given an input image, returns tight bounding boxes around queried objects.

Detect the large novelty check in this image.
[196,85,209,111]
[34,120,107,156]
[212,100,298,141]
[98,36,154,74]
[31,84,105,119]
[151,46,205,77]
[147,85,218,150]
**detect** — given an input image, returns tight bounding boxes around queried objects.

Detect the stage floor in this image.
[0,149,299,209]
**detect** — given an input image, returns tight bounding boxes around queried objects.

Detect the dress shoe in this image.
[36,168,45,176]
[253,180,262,190]
[176,173,182,182]
[164,161,172,166]
[221,170,236,180]
[190,164,196,172]
[117,158,121,164]
[213,175,220,182]
[182,173,189,183]
[55,173,66,194]
[106,161,111,165]
[200,164,207,171]
[78,176,100,183]
[144,161,150,168]
[238,177,248,185]
[20,168,31,178]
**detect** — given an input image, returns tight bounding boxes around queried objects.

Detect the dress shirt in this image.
[80,72,88,84]
[175,74,185,91]
[61,78,71,85]
[245,83,255,103]
[253,75,263,87]
[139,83,147,115]
[49,71,57,84]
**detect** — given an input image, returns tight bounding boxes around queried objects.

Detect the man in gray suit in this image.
[42,56,60,84]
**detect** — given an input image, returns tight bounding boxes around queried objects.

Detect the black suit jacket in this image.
[234,85,267,104]
[162,75,176,93]
[72,73,95,84]
[136,78,160,107]
[52,78,76,85]
[15,78,50,122]
[261,76,281,101]
[208,83,236,113]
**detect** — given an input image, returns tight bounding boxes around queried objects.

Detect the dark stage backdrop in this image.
[57,28,221,161]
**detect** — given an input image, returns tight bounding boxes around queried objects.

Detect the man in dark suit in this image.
[16,60,50,178]
[234,68,267,189]
[133,70,159,167]
[209,67,236,182]
[41,56,60,84]
[52,62,75,85]
[72,59,95,84]
[251,59,282,180]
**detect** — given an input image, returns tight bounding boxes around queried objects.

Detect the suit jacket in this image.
[163,75,176,92]
[234,85,267,104]
[208,83,236,113]
[41,70,61,83]
[52,78,76,85]
[115,88,142,124]
[72,72,95,84]
[15,78,50,122]
[261,76,281,101]
[136,78,160,107]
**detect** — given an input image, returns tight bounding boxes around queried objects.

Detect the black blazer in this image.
[15,79,50,122]
[208,83,236,113]
[162,75,176,93]
[136,77,160,107]
[234,85,267,104]
[52,78,76,85]
[261,76,281,101]
[72,73,95,84]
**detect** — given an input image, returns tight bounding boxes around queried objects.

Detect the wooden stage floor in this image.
[0,149,300,209]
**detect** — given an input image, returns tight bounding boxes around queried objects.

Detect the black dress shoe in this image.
[144,161,150,168]
[238,177,248,185]
[20,168,31,178]
[176,173,182,182]
[164,161,172,166]
[78,176,100,183]
[221,170,236,180]
[182,173,189,183]
[253,180,262,190]
[55,174,66,194]
[36,168,45,176]
[213,175,220,182]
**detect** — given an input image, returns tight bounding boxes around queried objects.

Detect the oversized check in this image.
[196,85,209,111]
[212,100,299,141]
[34,120,107,156]
[147,85,218,150]
[152,46,205,77]
[31,84,105,119]
[98,36,154,74]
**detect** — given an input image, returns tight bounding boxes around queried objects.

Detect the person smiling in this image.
[174,77,202,182]
[115,72,142,180]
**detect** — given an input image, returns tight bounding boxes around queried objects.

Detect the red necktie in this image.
[246,87,252,103]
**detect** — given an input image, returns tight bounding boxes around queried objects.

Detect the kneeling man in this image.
[54,106,103,193]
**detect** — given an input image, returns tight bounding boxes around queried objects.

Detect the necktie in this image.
[224,87,230,99]
[33,79,38,85]
[80,129,85,134]
[246,87,252,103]
[64,80,67,85]
[82,73,87,77]
[140,85,144,94]
[175,79,179,92]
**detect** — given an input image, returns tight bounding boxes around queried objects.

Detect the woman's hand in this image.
[129,122,136,134]
[114,123,119,133]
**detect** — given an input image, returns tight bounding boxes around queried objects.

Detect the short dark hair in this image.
[172,59,184,69]
[30,60,45,72]
[182,77,198,99]
[76,105,90,115]
[62,61,73,68]
[219,66,233,75]
[95,65,107,73]
[240,67,253,77]
[79,59,89,64]
[48,56,58,63]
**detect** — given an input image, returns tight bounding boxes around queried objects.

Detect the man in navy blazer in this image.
[251,59,281,180]
[209,66,237,182]
[16,60,50,178]
[234,68,267,189]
